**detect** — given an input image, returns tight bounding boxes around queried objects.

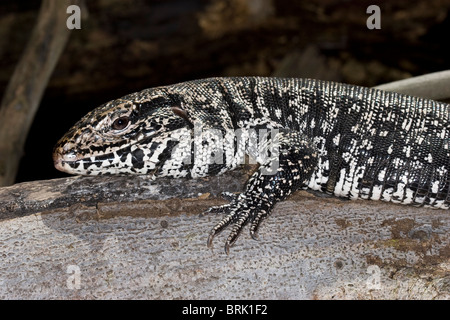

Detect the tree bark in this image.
[0,172,448,299]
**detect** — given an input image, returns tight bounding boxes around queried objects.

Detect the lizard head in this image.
[53,88,193,176]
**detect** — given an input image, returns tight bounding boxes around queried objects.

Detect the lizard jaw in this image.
[53,147,83,174]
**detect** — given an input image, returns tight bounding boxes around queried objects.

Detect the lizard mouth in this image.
[53,152,121,175]
[53,150,92,174]
[52,143,115,175]
[53,156,66,172]
[52,138,129,175]
[53,145,160,176]
[53,137,86,174]
[53,146,82,173]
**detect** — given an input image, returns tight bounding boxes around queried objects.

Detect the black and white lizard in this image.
[53,77,450,253]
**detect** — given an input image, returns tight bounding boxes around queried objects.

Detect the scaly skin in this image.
[53,77,450,253]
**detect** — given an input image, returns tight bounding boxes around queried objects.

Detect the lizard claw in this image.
[204,195,271,253]
[207,230,233,255]
[207,232,215,248]
[201,204,229,215]
[224,242,231,255]
[201,192,239,216]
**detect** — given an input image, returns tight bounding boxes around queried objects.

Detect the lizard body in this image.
[53,77,450,253]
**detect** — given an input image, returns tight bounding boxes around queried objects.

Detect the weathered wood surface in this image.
[0,169,251,220]
[375,69,450,101]
[0,171,448,299]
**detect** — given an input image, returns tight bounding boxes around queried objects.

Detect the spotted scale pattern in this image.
[54,77,450,253]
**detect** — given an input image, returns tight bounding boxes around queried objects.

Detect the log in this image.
[375,69,450,101]
[0,170,448,299]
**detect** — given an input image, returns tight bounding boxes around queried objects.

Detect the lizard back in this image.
[54,77,450,209]
[176,77,450,208]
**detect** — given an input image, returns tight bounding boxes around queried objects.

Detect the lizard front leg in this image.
[206,130,318,254]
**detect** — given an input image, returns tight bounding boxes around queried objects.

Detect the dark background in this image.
[1,0,450,183]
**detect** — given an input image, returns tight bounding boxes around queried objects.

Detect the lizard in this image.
[53,77,450,253]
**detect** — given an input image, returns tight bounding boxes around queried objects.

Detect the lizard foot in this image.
[204,130,317,254]
[199,192,239,215]
[205,194,271,254]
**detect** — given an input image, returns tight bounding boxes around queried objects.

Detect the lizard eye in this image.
[111,116,130,131]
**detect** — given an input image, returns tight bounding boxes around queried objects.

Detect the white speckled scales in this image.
[54,77,449,252]
[171,77,450,209]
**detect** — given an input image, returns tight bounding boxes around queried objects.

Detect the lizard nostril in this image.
[62,152,77,161]
[63,142,74,152]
